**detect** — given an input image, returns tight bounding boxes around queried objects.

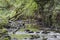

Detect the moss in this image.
[11,34,31,39]
[4,38,9,40]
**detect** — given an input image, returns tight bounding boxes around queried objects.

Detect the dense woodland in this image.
[0,0,60,40]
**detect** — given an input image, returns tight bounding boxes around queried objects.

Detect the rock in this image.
[30,35,40,39]
[30,37,34,39]
[42,31,50,34]
[13,38,18,40]
[24,38,27,39]
[28,31,34,33]
[25,29,34,33]
[25,29,30,32]
[36,32,40,33]
[47,38,60,40]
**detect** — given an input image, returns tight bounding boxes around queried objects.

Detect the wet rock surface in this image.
[6,20,60,40]
[9,30,60,40]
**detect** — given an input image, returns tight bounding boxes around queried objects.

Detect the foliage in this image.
[0,0,60,39]
[34,0,60,28]
[0,0,37,39]
[0,16,8,28]
[0,0,38,26]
